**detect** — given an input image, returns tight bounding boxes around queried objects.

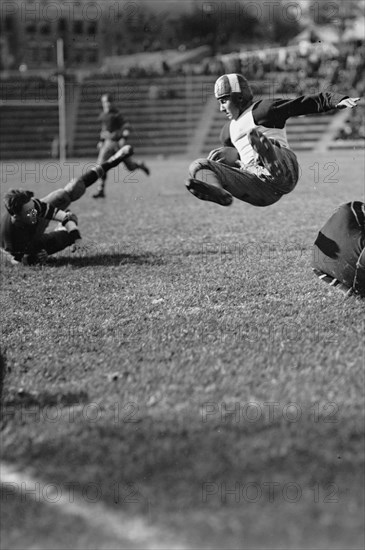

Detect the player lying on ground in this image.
[92,93,150,199]
[186,73,360,207]
[312,201,365,298]
[1,145,133,266]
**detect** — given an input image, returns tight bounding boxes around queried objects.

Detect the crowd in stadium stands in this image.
[335,106,365,141]
[116,40,365,98]
[214,41,365,95]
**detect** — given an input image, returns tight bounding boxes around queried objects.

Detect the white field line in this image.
[0,462,189,550]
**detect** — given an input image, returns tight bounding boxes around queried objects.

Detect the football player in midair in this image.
[186,73,360,207]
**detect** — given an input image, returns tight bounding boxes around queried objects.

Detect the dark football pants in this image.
[95,137,140,192]
[189,145,299,207]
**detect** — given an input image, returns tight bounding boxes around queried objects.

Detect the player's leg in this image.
[93,139,118,198]
[40,145,134,211]
[187,158,282,207]
[34,229,77,256]
[117,134,150,176]
[248,129,299,194]
[30,145,135,259]
[123,156,150,176]
[186,168,233,206]
[33,145,133,242]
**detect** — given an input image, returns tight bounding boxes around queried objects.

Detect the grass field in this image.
[1,151,364,549]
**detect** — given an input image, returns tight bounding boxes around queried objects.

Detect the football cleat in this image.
[248,128,284,179]
[312,268,353,296]
[92,189,105,199]
[139,162,150,176]
[186,178,233,206]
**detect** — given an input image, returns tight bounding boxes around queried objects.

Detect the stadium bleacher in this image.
[73,75,223,158]
[0,105,59,159]
[0,76,59,159]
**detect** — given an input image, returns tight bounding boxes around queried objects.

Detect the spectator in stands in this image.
[92,93,150,199]
[148,85,160,101]
[335,106,365,141]
[162,60,170,74]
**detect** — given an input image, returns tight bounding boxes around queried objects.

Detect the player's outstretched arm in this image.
[336,97,361,109]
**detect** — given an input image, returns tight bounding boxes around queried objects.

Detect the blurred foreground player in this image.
[93,93,150,198]
[187,73,360,207]
[1,145,133,266]
[312,202,365,298]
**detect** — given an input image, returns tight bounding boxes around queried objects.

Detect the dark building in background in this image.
[0,0,199,70]
[0,0,114,69]
[1,0,362,71]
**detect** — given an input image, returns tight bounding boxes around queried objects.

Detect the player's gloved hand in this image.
[35,249,48,264]
[336,97,360,109]
[208,147,240,167]
[61,211,78,226]
[97,141,103,150]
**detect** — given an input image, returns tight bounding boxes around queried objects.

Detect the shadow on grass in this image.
[50,253,165,268]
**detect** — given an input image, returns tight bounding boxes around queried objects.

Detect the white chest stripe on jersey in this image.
[230,107,289,166]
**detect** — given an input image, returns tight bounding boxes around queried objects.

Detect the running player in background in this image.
[1,145,133,266]
[93,93,150,199]
[186,73,360,207]
[312,202,365,298]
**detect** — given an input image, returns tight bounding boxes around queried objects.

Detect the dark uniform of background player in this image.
[93,93,150,199]
[312,202,365,297]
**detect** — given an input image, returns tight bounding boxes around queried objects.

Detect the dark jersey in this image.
[99,108,126,140]
[312,202,365,295]
[1,199,59,261]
